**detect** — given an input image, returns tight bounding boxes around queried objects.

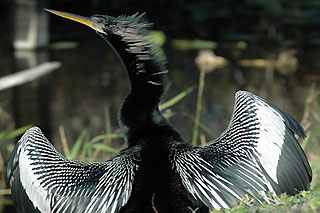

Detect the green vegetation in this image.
[172,39,217,50]
[210,191,320,212]
[0,125,33,144]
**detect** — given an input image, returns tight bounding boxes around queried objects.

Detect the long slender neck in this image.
[105,33,167,93]
[101,31,168,146]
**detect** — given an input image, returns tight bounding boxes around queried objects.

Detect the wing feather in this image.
[5,127,139,213]
[172,91,312,210]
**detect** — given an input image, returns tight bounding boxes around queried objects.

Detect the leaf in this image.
[88,133,122,145]
[91,143,120,154]
[160,86,195,110]
[81,133,122,158]
[0,189,11,195]
[172,39,217,50]
[0,124,33,143]
[70,129,88,160]
[149,30,166,46]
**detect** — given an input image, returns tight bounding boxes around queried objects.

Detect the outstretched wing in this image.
[5,127,139,213]
[172,91,312,210]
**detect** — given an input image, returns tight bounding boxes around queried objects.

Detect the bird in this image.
[5,9,312,213]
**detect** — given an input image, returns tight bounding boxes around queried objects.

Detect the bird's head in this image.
[45,9,151,44]
[45,9,159,65]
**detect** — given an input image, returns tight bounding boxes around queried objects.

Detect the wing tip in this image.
[236,90,311,187]
[25,126,43,135]
[4,126,43,186]
[235,90,306,139]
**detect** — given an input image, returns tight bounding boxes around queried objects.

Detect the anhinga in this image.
[5,9,312,213]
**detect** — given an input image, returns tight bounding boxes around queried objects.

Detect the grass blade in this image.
[192,69,206,146]
[0,124,33,143]
[88,133,122,145]
[91,143,120,154]
[59,125,70,159]
[160,86,195,110]
[70,129,88,160]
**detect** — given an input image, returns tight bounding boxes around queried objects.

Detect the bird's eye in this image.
[97,19,103,24]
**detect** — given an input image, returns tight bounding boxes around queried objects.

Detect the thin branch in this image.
[0,61,61,91]
[58,125,70,159]
[192,68,206,146]
[151,193,158,213]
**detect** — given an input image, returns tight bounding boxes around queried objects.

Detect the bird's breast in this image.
[121,145,194,212]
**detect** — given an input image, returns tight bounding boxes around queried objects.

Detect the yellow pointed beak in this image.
[45,9,94,28]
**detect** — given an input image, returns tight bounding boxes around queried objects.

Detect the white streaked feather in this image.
[173,91,303,210]
[236,169,262,193]
[19,142,50,212]
[14,127,138,213]
[254,99,285,184]
[251,156,275,198]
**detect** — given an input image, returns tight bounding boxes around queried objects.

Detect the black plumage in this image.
[5,9,312,213]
